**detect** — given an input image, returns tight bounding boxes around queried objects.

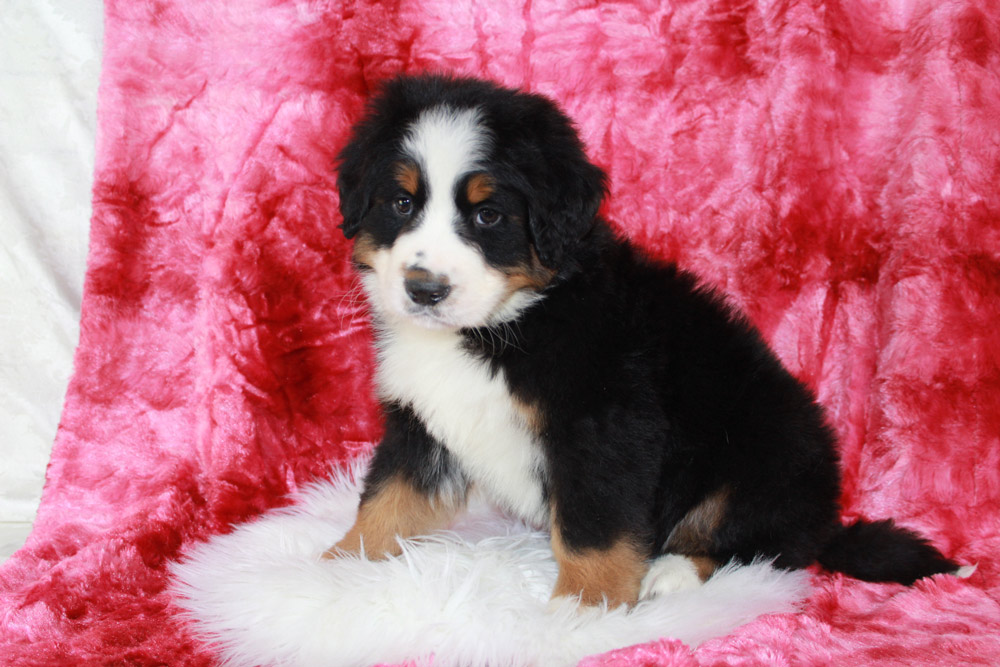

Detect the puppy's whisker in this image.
[333,274,369,333]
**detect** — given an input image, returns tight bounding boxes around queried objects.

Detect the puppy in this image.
[325,74,958,608]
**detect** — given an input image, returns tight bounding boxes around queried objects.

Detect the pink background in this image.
[2,0,999,663]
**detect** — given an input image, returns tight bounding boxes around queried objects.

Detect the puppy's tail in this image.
[817,519,959,585]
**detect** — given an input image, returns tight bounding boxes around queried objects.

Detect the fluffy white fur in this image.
[170,462,811,667]
[374,323,548,524]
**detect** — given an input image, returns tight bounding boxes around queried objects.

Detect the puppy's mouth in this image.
[398,302,462,330]
[369,279,475,331]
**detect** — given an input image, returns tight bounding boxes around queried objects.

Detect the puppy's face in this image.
[337,76,607,331]
[349,107,551,330]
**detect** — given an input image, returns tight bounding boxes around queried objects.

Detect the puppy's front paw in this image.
[546,593,582,615]
[551,580,636,609]
[639,554,704,599]
[320,544,355,560]
[321,523,391,560]
[550,561,642,610]
[321,531,396,561]
[549,530,647,610]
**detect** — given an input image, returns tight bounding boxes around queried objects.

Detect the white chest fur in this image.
[374,323,548,526]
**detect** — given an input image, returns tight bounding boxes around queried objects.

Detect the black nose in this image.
[404,269,451,306]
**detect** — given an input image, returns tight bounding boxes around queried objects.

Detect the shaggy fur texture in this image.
[170,463,810,667]
[2,0,1000,664]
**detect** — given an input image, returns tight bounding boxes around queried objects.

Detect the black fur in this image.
[817,520,959,585]
[337,74,957,589]
[337,75,606,273]
[360,402,469,505]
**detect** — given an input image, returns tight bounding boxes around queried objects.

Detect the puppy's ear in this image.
[337,82,405,239]
[335,139,375,240]
[525,155,606,269]
[515,97,607,269]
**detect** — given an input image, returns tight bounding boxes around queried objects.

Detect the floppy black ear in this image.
[336,79,411,239]
[335,138,375,240]
[513,97,608,269]
[525,154,606,269]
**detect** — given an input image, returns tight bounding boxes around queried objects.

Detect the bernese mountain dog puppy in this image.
[325,74,958,608]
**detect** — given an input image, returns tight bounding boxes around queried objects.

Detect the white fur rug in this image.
[170,464,810,667]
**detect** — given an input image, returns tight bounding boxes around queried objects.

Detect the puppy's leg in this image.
[324,403,468,560]
[639,487,727,598]
[328,474,460,559]
[549,503,648,608]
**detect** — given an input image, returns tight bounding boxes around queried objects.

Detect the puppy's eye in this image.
[393,196,414,216]
[475,208,503,227]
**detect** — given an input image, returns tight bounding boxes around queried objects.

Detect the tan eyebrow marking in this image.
[394,161,420,195]
[466,172,494,204]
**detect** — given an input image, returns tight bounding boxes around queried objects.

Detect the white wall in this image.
[0,1,103,561]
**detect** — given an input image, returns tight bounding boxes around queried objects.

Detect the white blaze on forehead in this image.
[397,106,490,271]
[402,105,490,198]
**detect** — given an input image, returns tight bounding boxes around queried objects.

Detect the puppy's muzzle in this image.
[404,267,452,306]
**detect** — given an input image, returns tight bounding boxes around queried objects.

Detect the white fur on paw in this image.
[639,554,703,600]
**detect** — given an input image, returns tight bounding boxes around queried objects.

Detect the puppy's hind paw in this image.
[639,554,704,600]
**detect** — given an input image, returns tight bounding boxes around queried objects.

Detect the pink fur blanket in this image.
[3,0,1000,664]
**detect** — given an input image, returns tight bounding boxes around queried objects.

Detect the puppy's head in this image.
[337,74,606,331]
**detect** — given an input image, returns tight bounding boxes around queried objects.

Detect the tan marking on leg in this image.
[689,555,719,581]
[323,476,460,560]
[664,486,730,555]
[550,506,648,608]
[394,161,420,195]
[466,172,494,204]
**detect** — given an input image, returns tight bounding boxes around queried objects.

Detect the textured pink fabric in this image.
[2,0,999,664]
